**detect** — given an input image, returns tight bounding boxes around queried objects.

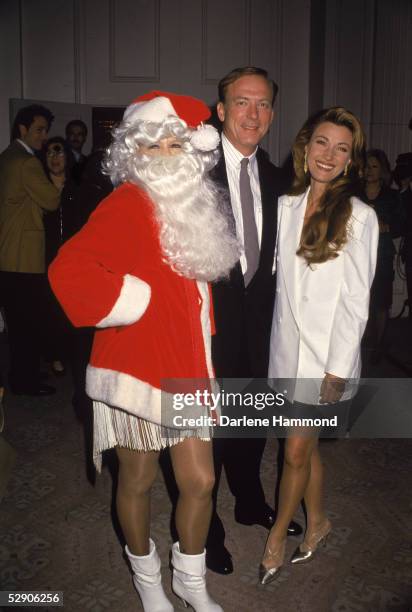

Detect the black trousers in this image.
[208,436,267,545]
[0,271,48,389]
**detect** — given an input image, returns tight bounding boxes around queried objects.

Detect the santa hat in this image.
[123,90,220,152]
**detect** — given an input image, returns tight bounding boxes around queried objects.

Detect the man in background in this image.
[0,104,60,395]
[65,119,88,181]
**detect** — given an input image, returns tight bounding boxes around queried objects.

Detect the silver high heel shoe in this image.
[259,538,286,585]
[290,519,331,564]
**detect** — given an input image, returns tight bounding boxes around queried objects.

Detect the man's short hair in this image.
[11,104,54,141]
[65,119,88,137]
[218,66,279,107]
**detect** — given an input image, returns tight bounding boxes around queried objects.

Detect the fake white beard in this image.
[133,154,239,281]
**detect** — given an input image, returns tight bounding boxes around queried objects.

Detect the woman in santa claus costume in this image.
[49,91,239,612]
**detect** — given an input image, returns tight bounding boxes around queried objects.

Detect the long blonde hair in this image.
[290,107,365,264]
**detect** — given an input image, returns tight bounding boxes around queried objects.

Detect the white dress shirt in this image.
[17,139,34,155]
[221,133,262,275]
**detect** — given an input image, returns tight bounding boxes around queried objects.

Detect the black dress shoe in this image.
[287,520,303,536]
[235,503,276,529]
[235,504,303,536]
[206,544,233,575]
[11,383,56,396]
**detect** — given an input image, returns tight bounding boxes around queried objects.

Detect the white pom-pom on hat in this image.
[190,124,220,152]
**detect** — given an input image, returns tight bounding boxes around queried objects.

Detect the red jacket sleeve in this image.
[48,184,152,328]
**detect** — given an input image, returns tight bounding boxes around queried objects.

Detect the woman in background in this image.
[363,149,402,363]
[260,107,379,585]
[41,137,77,375]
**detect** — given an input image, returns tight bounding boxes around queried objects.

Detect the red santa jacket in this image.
[48,182,214,425]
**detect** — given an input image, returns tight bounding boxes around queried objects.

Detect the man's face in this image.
[66,125,87,153]
[19,116,49,151]
[217,75,274,156]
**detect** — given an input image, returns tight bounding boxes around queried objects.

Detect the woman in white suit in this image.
[260,107,379,585]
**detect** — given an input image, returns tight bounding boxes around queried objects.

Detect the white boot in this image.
[125,540,174,612]
[171,542,223,611]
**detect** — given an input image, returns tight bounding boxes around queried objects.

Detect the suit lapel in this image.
[10,140,31,158]
[279,190,308,324]
[257,151,277,270]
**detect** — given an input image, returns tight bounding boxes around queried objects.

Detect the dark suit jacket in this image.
[211,147,286,378]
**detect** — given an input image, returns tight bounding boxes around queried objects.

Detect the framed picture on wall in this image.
[92,106,125,151]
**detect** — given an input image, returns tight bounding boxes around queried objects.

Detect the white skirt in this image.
[93,400,211,472]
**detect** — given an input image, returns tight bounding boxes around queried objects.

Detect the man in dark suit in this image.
[65,119,88,183]
[206,66,302,574]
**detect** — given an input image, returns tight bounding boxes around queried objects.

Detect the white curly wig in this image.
[103,116,239,281]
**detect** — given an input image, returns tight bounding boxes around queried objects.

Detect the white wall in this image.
[369,0,412,163]
[1,1,410,161]
[0,0,323,164]
[0,1,23,147]
[323,0,376,142]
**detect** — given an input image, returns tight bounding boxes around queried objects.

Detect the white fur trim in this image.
[197,281,214,379]
[87,365,163,422]
[190,124,220,152]
[197,282,221,414]
[96,274,151,328]
[86,366,212,426]
[123,97,179,125]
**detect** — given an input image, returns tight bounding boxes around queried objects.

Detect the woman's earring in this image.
[344,163,350,176]
[304,151,308,174]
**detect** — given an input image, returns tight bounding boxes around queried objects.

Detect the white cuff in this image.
[96,274,151,328]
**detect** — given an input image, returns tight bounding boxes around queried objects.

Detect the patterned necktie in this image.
[240,157,259,286]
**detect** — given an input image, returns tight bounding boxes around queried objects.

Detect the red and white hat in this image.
[123,90,220,152]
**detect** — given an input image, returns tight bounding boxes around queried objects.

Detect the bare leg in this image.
[170,438,215,554]
[116,447,160,555]
[263,434,318,555]
[303,445,327,531]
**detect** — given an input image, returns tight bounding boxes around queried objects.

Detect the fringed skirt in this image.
[93,400,211,472]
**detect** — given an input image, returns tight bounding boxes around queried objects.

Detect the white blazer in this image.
[269,188,379,402]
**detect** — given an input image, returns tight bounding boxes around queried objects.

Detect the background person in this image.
[0,104,60,396]
[393,152,412,319]
[65,119,88,182]
[41,136,78,376]
[363,149,402,362]
[49,91,239,612]
[261,107,379,585]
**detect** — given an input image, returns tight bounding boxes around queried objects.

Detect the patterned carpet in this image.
[1,319,412,612]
